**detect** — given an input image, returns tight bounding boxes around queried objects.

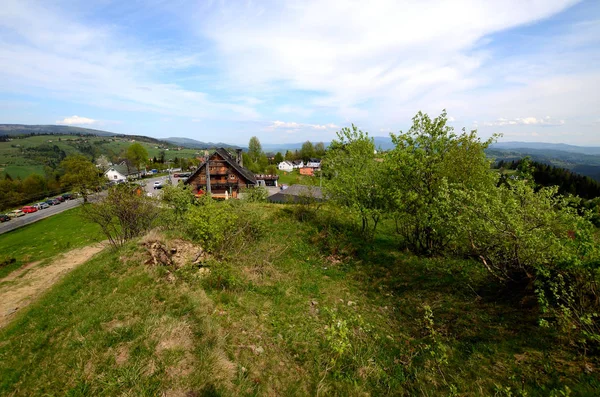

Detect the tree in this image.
[274,152,284,164]
[248,136,263,163]
[95,155,110,171]
[315,142,326,157]
[82,185,160,248]
[323,125,387,239]
[301,141,315,161]
[386,110,497,254]
[60,155,103,202]
[285,150,294,161]
[126,143,149,173]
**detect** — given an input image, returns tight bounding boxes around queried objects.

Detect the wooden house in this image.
[185,148,257,199]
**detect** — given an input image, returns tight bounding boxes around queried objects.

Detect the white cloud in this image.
[201,0,578,115]
[268,121,339,131]
[56,115,96,125]
[482,116,565,127]
[0,0,260,122]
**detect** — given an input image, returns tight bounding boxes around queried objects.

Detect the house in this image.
[307,158,322,169]
[185,148,257,199]
[278,161,294,172]
[299,167,314,176]
[292,160,304,169]
[104,164,141,182]
[267,184,324,203]
[255,174,279,187]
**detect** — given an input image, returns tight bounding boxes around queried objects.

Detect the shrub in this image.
[185,196,267,256]
[82,184,161,248]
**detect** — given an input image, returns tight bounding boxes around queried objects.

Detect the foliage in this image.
[185,196,266,255]
[60,154,102,202]
[323,125,386,239]
[160,184,195,224]
[126,143,149,172]
[241,186,268,202]
[248,136,262,163]
[386,110,497,254]
[301,140,315,161]
[82,184,160,248]
[274,152,284,164]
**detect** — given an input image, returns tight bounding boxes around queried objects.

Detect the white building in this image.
[278,161,294,172]
[104,164,140,182]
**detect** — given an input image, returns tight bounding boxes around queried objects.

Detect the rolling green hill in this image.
[0,134,203,178]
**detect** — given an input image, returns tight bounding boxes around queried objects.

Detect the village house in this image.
[299,167,314,176]
[267,184,324,203]
[185,148,256,199]
[292,160,304,169]
[255,174,279,187]
[104,164,141,182]
[278,161,294,172]
[306,158,322,169]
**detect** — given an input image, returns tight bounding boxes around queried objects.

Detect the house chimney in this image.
[236,148,243,167]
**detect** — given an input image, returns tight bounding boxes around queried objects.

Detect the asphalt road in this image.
[0,175,183,236]
[0,197,85,235]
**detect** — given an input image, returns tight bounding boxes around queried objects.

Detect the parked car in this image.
[46,199,60,206]
[35,202,50,210]
[55,196,65,202]
[21,206,38,213]
[8,209,25,218]
[62,193,74,200]
[0,214,10,222]
[153,181,163,189]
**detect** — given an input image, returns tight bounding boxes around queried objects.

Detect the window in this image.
[114,175,117,179]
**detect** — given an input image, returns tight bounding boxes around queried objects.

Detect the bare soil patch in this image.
[0,242,108,328]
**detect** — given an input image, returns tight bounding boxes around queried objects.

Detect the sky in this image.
[0,0,599,145]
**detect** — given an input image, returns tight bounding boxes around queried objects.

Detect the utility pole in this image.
[205,155,211,194]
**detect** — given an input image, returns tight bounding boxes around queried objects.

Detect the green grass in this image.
[0,204,597,395]
[0,206,103,279]
[277,169,321,186]
[0,135,203,179]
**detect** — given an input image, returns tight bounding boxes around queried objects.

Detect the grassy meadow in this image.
[0,207,102,279]
[0,203,597,395]
[0,135,202,178]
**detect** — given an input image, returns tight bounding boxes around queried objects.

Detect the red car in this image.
[21,206,38,213]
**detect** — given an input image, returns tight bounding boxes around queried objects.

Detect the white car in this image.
[35,202,50,210]
[153,181,163,189]
[8,209,25,218]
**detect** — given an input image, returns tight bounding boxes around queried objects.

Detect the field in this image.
[0,207,102,278]
[0,203,597,395]
[277,169,321,186]
[0,135,202,178]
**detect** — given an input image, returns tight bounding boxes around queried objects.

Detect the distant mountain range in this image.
[162,137,241,149]
[0,124,118,137]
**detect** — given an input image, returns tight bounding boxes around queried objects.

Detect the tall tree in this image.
[323,125,386,239]
[248,136,263,163]
[284,150,294,161]
[386,110,497,254]
[60,155,102,203]
[274,152,284,164]
[315,142,326,157]
[126,143,149,173]
[301,141,315,161]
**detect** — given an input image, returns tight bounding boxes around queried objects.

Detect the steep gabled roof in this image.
[185,147,257,185]
[105,164,140,177]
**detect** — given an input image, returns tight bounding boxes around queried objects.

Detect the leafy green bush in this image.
[185,196,267,256]
[241,186,268,202]
[457,179,600,346]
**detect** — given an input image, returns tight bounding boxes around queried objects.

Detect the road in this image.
[0,175,182,236]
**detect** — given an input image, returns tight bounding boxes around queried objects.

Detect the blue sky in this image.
[0,0,598,145]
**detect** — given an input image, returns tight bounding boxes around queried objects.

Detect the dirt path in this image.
[0,242,108,328]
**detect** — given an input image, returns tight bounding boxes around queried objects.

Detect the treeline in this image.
[0,173,64,211]
[321,111,600,349]
[497,158,600,199]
